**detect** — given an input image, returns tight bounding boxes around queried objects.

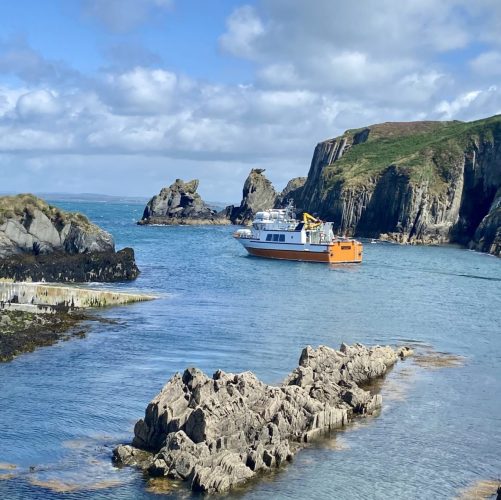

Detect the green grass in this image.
[323,114,501,194]
[0,194,94,230]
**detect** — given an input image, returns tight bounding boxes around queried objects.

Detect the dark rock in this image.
[0,248,139,282]
[0,194,139,281]
[228,169,278,225]
[276,177,307,208]
[469,188,501,256]
[139,179,229,225]
[114,343,412,494]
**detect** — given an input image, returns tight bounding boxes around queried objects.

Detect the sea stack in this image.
[227,169,306,225]
[0,194,139,282]
[139,179,230,225]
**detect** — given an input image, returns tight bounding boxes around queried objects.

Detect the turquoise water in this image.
[0,200,500,499]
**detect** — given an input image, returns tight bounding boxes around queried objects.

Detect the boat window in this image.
[273,234,280,242]
[279,234,285,242]
[266,234,273,241]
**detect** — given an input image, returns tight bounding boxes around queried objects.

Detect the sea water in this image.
[0,200,500,499]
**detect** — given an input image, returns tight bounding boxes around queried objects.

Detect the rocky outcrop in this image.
[228,169,278,225]
[139,179,229,225]
[276,176,307,207]
[227,170,305,224]
[469,187,501,256]
[0,194,139,281]
[114,343,412,494]
[288,116,501,255]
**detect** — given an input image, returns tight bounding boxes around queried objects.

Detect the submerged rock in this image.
[114,343,412,494]
[0,194,139,281]
[139,179,230,225]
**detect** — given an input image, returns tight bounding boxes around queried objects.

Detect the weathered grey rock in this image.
[276,177,307,208]
[228,169,278,225]
[0,195,114,258]
[0,194,139,282]
[114,343,412,493]
[139,179,229,225]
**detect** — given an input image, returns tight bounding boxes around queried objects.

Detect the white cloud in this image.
[434,89,498,120]
[2,1,501,200]
[103,67,181,114]
[470,51,501,76]
[16,90,62,119]
[219,5,265,59]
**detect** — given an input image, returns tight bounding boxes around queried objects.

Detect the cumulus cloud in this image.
[435,86,501,120]
[219,5,265,59]
[470,51,501,76]
[102,67,182,114]
[2,1,501,199]
[16,90,62,119]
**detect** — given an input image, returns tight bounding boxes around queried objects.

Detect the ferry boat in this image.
[233,203,363,264]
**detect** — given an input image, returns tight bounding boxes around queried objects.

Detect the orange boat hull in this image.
[245,241,363,263]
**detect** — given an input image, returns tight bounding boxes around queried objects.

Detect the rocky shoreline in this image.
[0,308,90,362]
[0,194,140,282]
[0,248,139,282]
[114,343,412,494]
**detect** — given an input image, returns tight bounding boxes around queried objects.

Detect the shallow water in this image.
[0,200,500,499]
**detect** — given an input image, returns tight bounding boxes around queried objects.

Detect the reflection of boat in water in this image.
[233,202,363,264]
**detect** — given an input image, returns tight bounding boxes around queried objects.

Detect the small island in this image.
[114,343,412,494]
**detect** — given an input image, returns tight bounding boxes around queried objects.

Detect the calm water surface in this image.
[0,200,500,499]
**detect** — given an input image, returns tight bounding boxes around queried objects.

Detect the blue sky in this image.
[1,0,501,201]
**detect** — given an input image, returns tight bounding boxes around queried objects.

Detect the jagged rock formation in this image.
[228,169,278,225]
[289,116,501,256]
[228,170,306,225]
[276,176,307,207]
[139,179,229,225]
[0,194,139,281]
[113,343,412,494]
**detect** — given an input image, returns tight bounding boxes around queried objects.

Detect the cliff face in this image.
[0,194,139,281]
[469,188,501,255]
[140,179,229,225]
[293,116,501,256]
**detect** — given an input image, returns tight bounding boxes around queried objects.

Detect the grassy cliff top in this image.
[323,114,501,192]
[0,194,94,229]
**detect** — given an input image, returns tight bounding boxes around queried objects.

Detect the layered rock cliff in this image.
[114,343,412,494]
[0,194,139,281]
[289,116,501,256]
[139,179,229,225]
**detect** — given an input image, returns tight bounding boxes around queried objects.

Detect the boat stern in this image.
[328,240,363,263]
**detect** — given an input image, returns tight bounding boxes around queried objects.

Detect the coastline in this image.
[0,282,156,362]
